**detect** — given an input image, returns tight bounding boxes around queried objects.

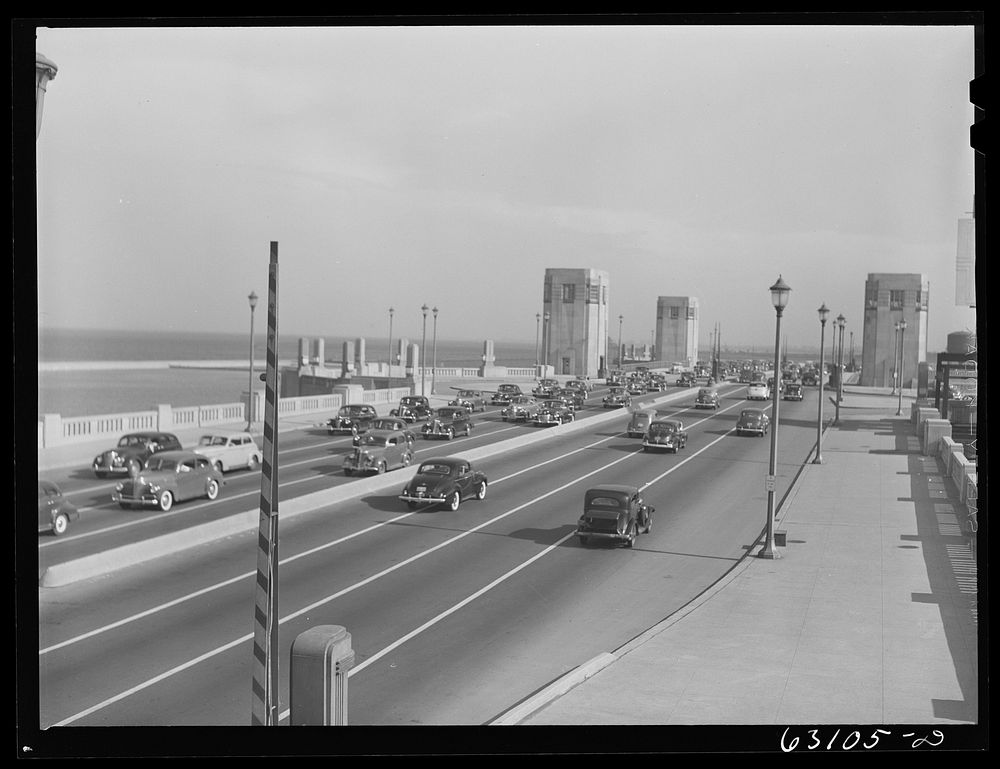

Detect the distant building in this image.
[860,273,928,388]
[655,296,699,368]
[541,268,610,377]
[955,214,976,308]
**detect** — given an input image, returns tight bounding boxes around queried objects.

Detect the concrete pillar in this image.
[342,340,355,376]
[355,337,366,370]
[311,338,325,367]
[156,404,174,430]
[290,625,355,725]
[915,406,939,435]
[299,338,310,366]
[333,384,364,404]
[922,418,951,456]
[41,413,62,448]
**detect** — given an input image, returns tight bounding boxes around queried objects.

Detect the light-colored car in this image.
[449,389,488,413]
[193,431,262,473]
[500,395,537,422]
[112,450,224,511]
[38,480,79,536]
[626,410,654,438]
[746,383,770,400]
[343,429,414,476]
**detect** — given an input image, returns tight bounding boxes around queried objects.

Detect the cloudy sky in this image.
[33,20,977,351]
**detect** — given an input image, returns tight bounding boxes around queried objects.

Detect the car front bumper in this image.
[111,491,162,508]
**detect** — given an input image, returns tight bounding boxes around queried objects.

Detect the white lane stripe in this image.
[49,407,745,725]
[41,398,748,655]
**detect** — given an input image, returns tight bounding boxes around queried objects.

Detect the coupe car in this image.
[343,429,414,476]
[398,457,488,511]
[642,419,688,452]
[328,404,379,434]
[389,395,433,422]
[532,378,560,398]
[92,431,182,479]
[695,387,720,409]
[353,417,416,447]
[38,480,79,536]
[782,383,804,401]
[626,410,654,438]
[532,400,575,426]
[422,406,474,439]
[603,387,633,408]
[193,431,262,473]
[490,384,523,405]
[576,485,654,548]
[746,383,770,401]
[736,408,770,437]
[500,395,537,422]
[111,450,224,511]
[448,389,488,412]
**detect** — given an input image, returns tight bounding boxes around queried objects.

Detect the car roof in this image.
[363,428,405,439]
[650,419,682,427]
[123,431,178,439]
[146,450,204,461]
[586,484,639,496]
[200,430,253,439]
[417,456,468,468]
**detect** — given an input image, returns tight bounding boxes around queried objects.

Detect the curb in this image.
[40,386,708,587]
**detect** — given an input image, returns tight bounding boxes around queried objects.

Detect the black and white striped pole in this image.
[251,242,280,726]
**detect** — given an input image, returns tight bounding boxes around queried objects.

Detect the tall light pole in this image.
[760,275,791,560]
[617,314,624,367]
[246,291,258,430]
[896,319,908,416]
[388,307,395,375]
[534,312,541,376]
[813,303,829,464]
[544,311,551,372]
[891,318,900,394]
[837,315,846,405]
[431,306,439,395]
[420,304,429,397]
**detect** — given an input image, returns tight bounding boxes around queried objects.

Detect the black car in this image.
[782,383,804,401]
[576,485,654,548]
[399,457,488,511]
[327,404,378,435]
[389,395,433,422]
[38,480,80,536]
[422,406,474,440]
[92,431,182,479]
[532,399,575,426]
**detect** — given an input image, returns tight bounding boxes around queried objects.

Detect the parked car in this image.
[398,457,488,511]
[603,387,632,409]
[353,417,416,447]
[343,429,414,476]
[38,480,79,536]
[93,431,182,479]
[328,403,379,434]
[389,395,433,422]
[532,400,575,426]
[490,383,523,405]
[746,383,770,401]
[695,387,720,409]
[193,431,262,473]
[500,395,537,422]
[111,450,224,511]
[736,408,770,437]
[576,485,654,548]
[532,378,560,398]
[422,406,474,440]
[783,382,804,401]
[677,372,697,387]
[448,389,488,413]
[626,410,654,438]
[642,419,688,452]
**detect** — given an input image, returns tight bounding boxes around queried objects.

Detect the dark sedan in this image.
[422,407,474,440]
[399,457,488,511]
[736,408,770,437]
[92,431,182,479]
[38,480,80,536]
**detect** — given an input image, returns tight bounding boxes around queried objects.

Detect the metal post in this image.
[431,307,438,395]
[837,318,846,404]
[891,319,899,394]
[544,311,551,372]
[251,242,280,725]
[813,304,828,464]
[896,320,907,415]
[420,304,429,397]
[534,312,541,375]
[246,291,258,430]
[760,275,790,560]
[387,307,394,376]
[617,314,623,367]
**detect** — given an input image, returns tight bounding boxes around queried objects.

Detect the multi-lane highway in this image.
[38,378,823,726]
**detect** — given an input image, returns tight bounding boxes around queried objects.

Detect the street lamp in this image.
[420,304,429,397]
[836,315,846,405]
[813,303,829,464]
[891,319,900,394]
[896,319,908,415]
[388,307,395,375]
[543,311,551,372]
[617,314,624,367]
[245,291,258,430]
[760,275,790,560]
[534,312,541,376]
[431,306,439,395]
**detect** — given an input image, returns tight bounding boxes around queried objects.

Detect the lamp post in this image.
[431,306,439,395]
[420,304,429,397]
[836,315,846,405]
[246,291,258,430]
[388,307,395,375]
[617,314,624,367]
[534,312,541,377]
[896,319,908,415]
[891,319,900,394]
[760,275,791,560]
[544,311,551,372]
[813,303,829,464]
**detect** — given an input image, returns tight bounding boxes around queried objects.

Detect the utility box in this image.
[290,625,355,725]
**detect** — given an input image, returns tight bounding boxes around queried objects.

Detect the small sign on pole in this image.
[765,474,776,493]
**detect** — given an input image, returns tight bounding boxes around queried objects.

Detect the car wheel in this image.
[475,481,487,500]
[645,514,653,534]
[158,490,174,512]
[206,479,220,501]
[376,461,387,475]
[447,428,455,440]
[446,490,460,512]
[52,513,69,536]
[401,452,412,467]
[214,461,224,474]
[248,455,261,471]
[578,535,588,546]
[625,527,635,548]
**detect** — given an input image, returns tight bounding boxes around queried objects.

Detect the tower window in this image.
[562,284,575,303]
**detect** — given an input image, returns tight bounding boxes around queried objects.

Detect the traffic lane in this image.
[37,392,812,724]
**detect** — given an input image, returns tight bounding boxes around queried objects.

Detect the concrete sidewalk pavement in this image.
[502,390,980,729]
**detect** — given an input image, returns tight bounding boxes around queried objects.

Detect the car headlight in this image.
[114,482,124,492]
[148,483,161,493]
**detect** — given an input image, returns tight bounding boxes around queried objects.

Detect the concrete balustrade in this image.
[921,417,952,456]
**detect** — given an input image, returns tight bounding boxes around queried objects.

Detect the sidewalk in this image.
[505,389,980,727]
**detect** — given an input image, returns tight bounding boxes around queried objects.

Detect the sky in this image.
[32,20,978,352]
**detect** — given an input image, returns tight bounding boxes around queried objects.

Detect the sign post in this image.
[251,242,280,726]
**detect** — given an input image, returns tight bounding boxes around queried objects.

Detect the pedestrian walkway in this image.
[507,390,980,728]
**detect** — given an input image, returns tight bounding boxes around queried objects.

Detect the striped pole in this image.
[251,242,280,726]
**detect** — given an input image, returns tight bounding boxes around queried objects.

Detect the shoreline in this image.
[38,360,293,372]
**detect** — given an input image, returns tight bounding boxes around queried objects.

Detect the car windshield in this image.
[649,422,677,435]
[742,411,761,420]
[417,463,454,476]
[458,391,476,397]
[340,406,368,416]
[358,434,385,447]
[118,435,148,448]
[437,409,460,418]
[401,397,423,406]
[372,420,396,430]
[199,435,228,446]
[542,401,563,408]
[144,457,177,472]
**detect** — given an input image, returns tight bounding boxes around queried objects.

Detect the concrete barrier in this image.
[921,418,951,456]
[39,386,706,587]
